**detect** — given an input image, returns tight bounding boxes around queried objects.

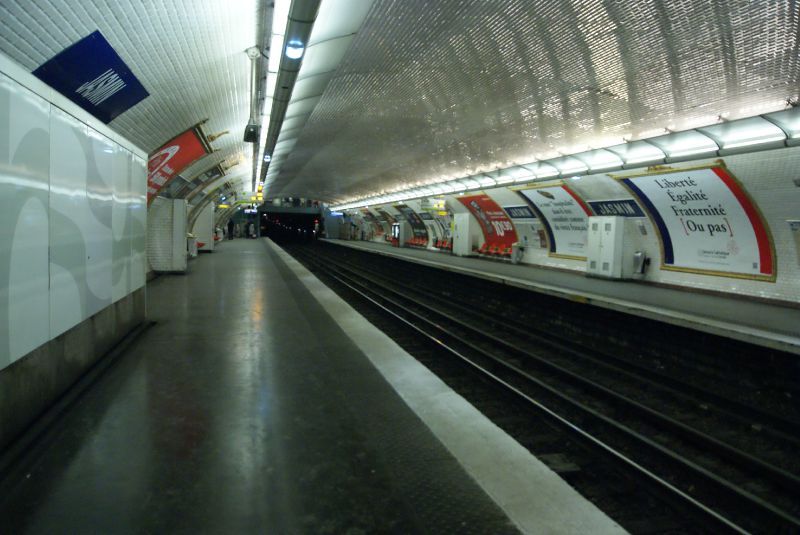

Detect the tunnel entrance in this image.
[260,211,321,244]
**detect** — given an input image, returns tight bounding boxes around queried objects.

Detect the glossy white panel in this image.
[111,147,132,302]
[49,107,89,338]
[130,155,147,291]
[85,129,114,314]
[9,197,50,359]
[0,73,51,364]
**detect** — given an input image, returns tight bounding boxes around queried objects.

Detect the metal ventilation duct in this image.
[256,0,321,189]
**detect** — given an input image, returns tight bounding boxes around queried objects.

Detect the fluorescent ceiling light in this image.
[764,108,800,139]
[575,149,623,171]
[269,34,284,71]
[285,40,305,59]
[699,116,786,150]
[649,131,718,158]
[723,135,785,149]
[552,157,587,175]
[625,155,663,165]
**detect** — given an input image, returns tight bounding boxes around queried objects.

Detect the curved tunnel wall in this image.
[345,146,800,345]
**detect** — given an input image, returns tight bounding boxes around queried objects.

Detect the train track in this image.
[285,241,800,534]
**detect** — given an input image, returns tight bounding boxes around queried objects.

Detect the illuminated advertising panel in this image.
[147,125,212,204]
[457,194,517,250]
[517,184,592,259]
[615,162,774,280]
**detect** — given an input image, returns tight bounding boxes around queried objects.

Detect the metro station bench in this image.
[476,242,512,259]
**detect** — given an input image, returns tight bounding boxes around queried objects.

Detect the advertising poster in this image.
[376,209,396,225]
[361,209,384,235]
[147,124,213,204]
[458,194,518,249]
[182,163,225,200]
[616,163,775,280]
[517,185,592,259]
[394,204,429,239]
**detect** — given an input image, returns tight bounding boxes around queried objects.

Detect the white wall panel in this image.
[0,57,146,371]
[130,155,147,290]
[194,203,215,251]
[49,107,89,338]
[85,129,114,315]
[0,73,50,364]
[111,146,132,302]
[9,198,50,358]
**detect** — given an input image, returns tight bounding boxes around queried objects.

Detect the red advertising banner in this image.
[147,125,212,204]
[458,194,517,249]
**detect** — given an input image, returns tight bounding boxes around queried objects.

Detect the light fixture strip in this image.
[255,0,292,184]
[330,108,794,211]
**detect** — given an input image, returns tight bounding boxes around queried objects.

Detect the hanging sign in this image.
[588,199,645,218]
[615,162,775,280]
[32,31,149,124]
[147,124,213,204]
[517,184,592,259]
[503,205,537,220]
[458,194,518,249]
[394,204,429,239]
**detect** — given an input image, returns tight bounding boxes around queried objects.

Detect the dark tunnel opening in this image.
[260,212,321,244]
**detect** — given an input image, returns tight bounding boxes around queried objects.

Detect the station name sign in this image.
[587,199,645,218]
[33,31,149,124]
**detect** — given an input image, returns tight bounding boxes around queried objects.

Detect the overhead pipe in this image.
[247,0,270,184]
[243,46,263,143]
[255,0,321,190]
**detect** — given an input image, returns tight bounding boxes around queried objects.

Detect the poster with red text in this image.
[147,124,212,204]
[615,163,774,280]
[457,194,517,249]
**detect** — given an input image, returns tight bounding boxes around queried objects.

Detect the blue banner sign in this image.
[503,205,537,219]
[33,31,149,123]
[587,199,645,218]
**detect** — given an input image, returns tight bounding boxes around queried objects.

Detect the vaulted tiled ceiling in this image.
[0,1,798,205]
[268,0,799,204]
[0,0,257,189]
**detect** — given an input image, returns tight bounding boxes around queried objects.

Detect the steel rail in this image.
[291,247,800,532]
[322,247,800,437]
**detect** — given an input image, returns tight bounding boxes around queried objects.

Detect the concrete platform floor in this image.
[0,238,624,534]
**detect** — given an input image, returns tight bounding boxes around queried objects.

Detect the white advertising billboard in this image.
[517,185,592,259]
[616,163,774,280]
